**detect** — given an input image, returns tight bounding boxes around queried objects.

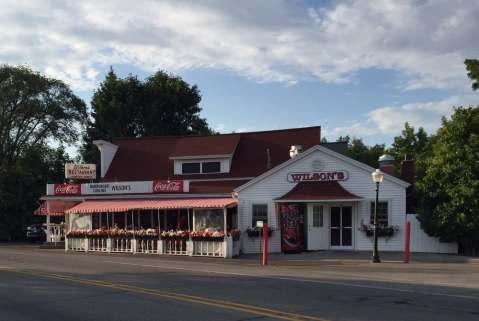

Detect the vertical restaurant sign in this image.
[65,164,96,179]
[152,180,184,193]
[287,171,348,183]
[54,183,82,196]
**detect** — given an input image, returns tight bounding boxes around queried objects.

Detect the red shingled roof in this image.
[103,126,321,182]
[276,181,361,201]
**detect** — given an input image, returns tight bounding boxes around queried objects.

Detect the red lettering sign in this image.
[54,183,81,195]
[287,171,348,183]
[152,180,184,193]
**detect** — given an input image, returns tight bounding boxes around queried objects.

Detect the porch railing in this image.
[66,236,236,258]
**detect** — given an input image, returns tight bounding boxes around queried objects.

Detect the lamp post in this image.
[371,169,384,263]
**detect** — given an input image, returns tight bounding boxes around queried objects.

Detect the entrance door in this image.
[330,206,353,248]
[307,204,329,250]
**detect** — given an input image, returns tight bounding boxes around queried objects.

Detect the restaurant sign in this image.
[83,181,150,195]
[65,164,96,179]
[54,183,82,196]
[287,171,348,183]
[153,180,184,193]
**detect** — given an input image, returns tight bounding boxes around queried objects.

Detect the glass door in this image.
[330,206,353,248]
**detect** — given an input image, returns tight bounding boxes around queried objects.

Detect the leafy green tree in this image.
[416,107,479,254]
[388,122,431,177]
[0,65,86,172]
[335,136,385,168]
[81,69,213,164]
[465,59,479,91]
[0,65,85,240]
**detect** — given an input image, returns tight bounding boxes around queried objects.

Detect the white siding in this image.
[238,148,407,253]
[407,214,457,254]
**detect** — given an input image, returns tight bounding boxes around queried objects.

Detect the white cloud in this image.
[324,95,479,142]
[0,0,477,90]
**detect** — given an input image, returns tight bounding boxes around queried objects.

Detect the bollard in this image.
[262,224,269,266]
[404,221,411,263]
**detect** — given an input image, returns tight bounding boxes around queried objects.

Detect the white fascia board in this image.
[274,199,363,203]
[234,145,410,193]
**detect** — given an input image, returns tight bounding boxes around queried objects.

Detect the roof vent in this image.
[289,145,303,158]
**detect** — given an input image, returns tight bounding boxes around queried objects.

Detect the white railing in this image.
[89,237,108,252]
[136,238,159,254]
[111,238,133,253]
[66,236,236,258]
[161,239,189,255]
[192,240,226,257]
[67,238,86,251]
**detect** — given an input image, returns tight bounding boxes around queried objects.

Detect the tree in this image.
[334,136,385,168]
[388,122,431,177]
[465,59,479,91]
[416,107,479,254]
[81,69,213,163]
[0,65,85,240]
[0,65,87,172]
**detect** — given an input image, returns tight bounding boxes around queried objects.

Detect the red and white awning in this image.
[34,201,80,216]
[65,198,238,214]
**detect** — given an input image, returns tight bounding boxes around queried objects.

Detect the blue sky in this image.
[2,0,479,149]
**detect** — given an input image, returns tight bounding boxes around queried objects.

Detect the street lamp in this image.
[371,169,384,263]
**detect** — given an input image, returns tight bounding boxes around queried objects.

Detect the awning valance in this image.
[65,198,238,214]
[275,181,362,202]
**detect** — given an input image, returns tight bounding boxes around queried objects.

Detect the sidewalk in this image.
[240,250,479,264]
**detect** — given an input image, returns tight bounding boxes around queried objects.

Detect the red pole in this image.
[262,224,269,266]
[404,221,411,263]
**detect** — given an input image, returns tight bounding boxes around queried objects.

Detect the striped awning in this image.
[65,198,238,214]
[34,201,79,216]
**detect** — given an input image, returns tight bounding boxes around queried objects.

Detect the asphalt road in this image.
[0,245,478,321]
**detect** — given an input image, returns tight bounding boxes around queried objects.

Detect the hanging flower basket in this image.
[246,227,272,238]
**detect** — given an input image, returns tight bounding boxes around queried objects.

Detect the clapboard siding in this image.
[238,147,407,253]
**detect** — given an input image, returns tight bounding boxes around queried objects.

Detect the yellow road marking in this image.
[4,269,328,321]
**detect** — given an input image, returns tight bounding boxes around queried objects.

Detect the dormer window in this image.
[182,162,201,174]
[202,161,221,173]
[179,160,223,174]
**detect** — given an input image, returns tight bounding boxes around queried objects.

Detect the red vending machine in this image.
[279,204,305,253]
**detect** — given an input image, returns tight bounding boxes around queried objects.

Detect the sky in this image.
[1,0,479,151]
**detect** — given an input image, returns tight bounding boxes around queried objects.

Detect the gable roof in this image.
[102,126,321,181]
[275,181,362,202]
[234,144,410,192]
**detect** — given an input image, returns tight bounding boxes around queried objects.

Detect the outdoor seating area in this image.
[65,205,241,258]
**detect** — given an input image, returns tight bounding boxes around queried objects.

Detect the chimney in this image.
[378,154,395,176]
[401,155,416,213]
[400,155,415,185]
[266,148,272,170]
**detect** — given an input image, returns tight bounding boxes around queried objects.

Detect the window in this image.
[252,204,268,227]
[202,161,221,173]
[182,162,201,174]
[313,205,323,227]
[370,201,388,226]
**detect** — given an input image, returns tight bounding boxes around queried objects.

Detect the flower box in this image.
[360,224,398,238]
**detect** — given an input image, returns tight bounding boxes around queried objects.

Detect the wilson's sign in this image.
[287,171,348,183]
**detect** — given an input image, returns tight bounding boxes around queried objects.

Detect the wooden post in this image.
[192,209,195,231]
[138,210,141,228]
[187,208,191,231]
[131,211,134,230]
[46,214,51,243]
[150,210,153,228]
[157,209,160,230]
[124,212,127,229]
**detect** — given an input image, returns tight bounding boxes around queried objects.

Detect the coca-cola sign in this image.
[54,183,81,195]
[287,171,348,183]
[153,180,184,193]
